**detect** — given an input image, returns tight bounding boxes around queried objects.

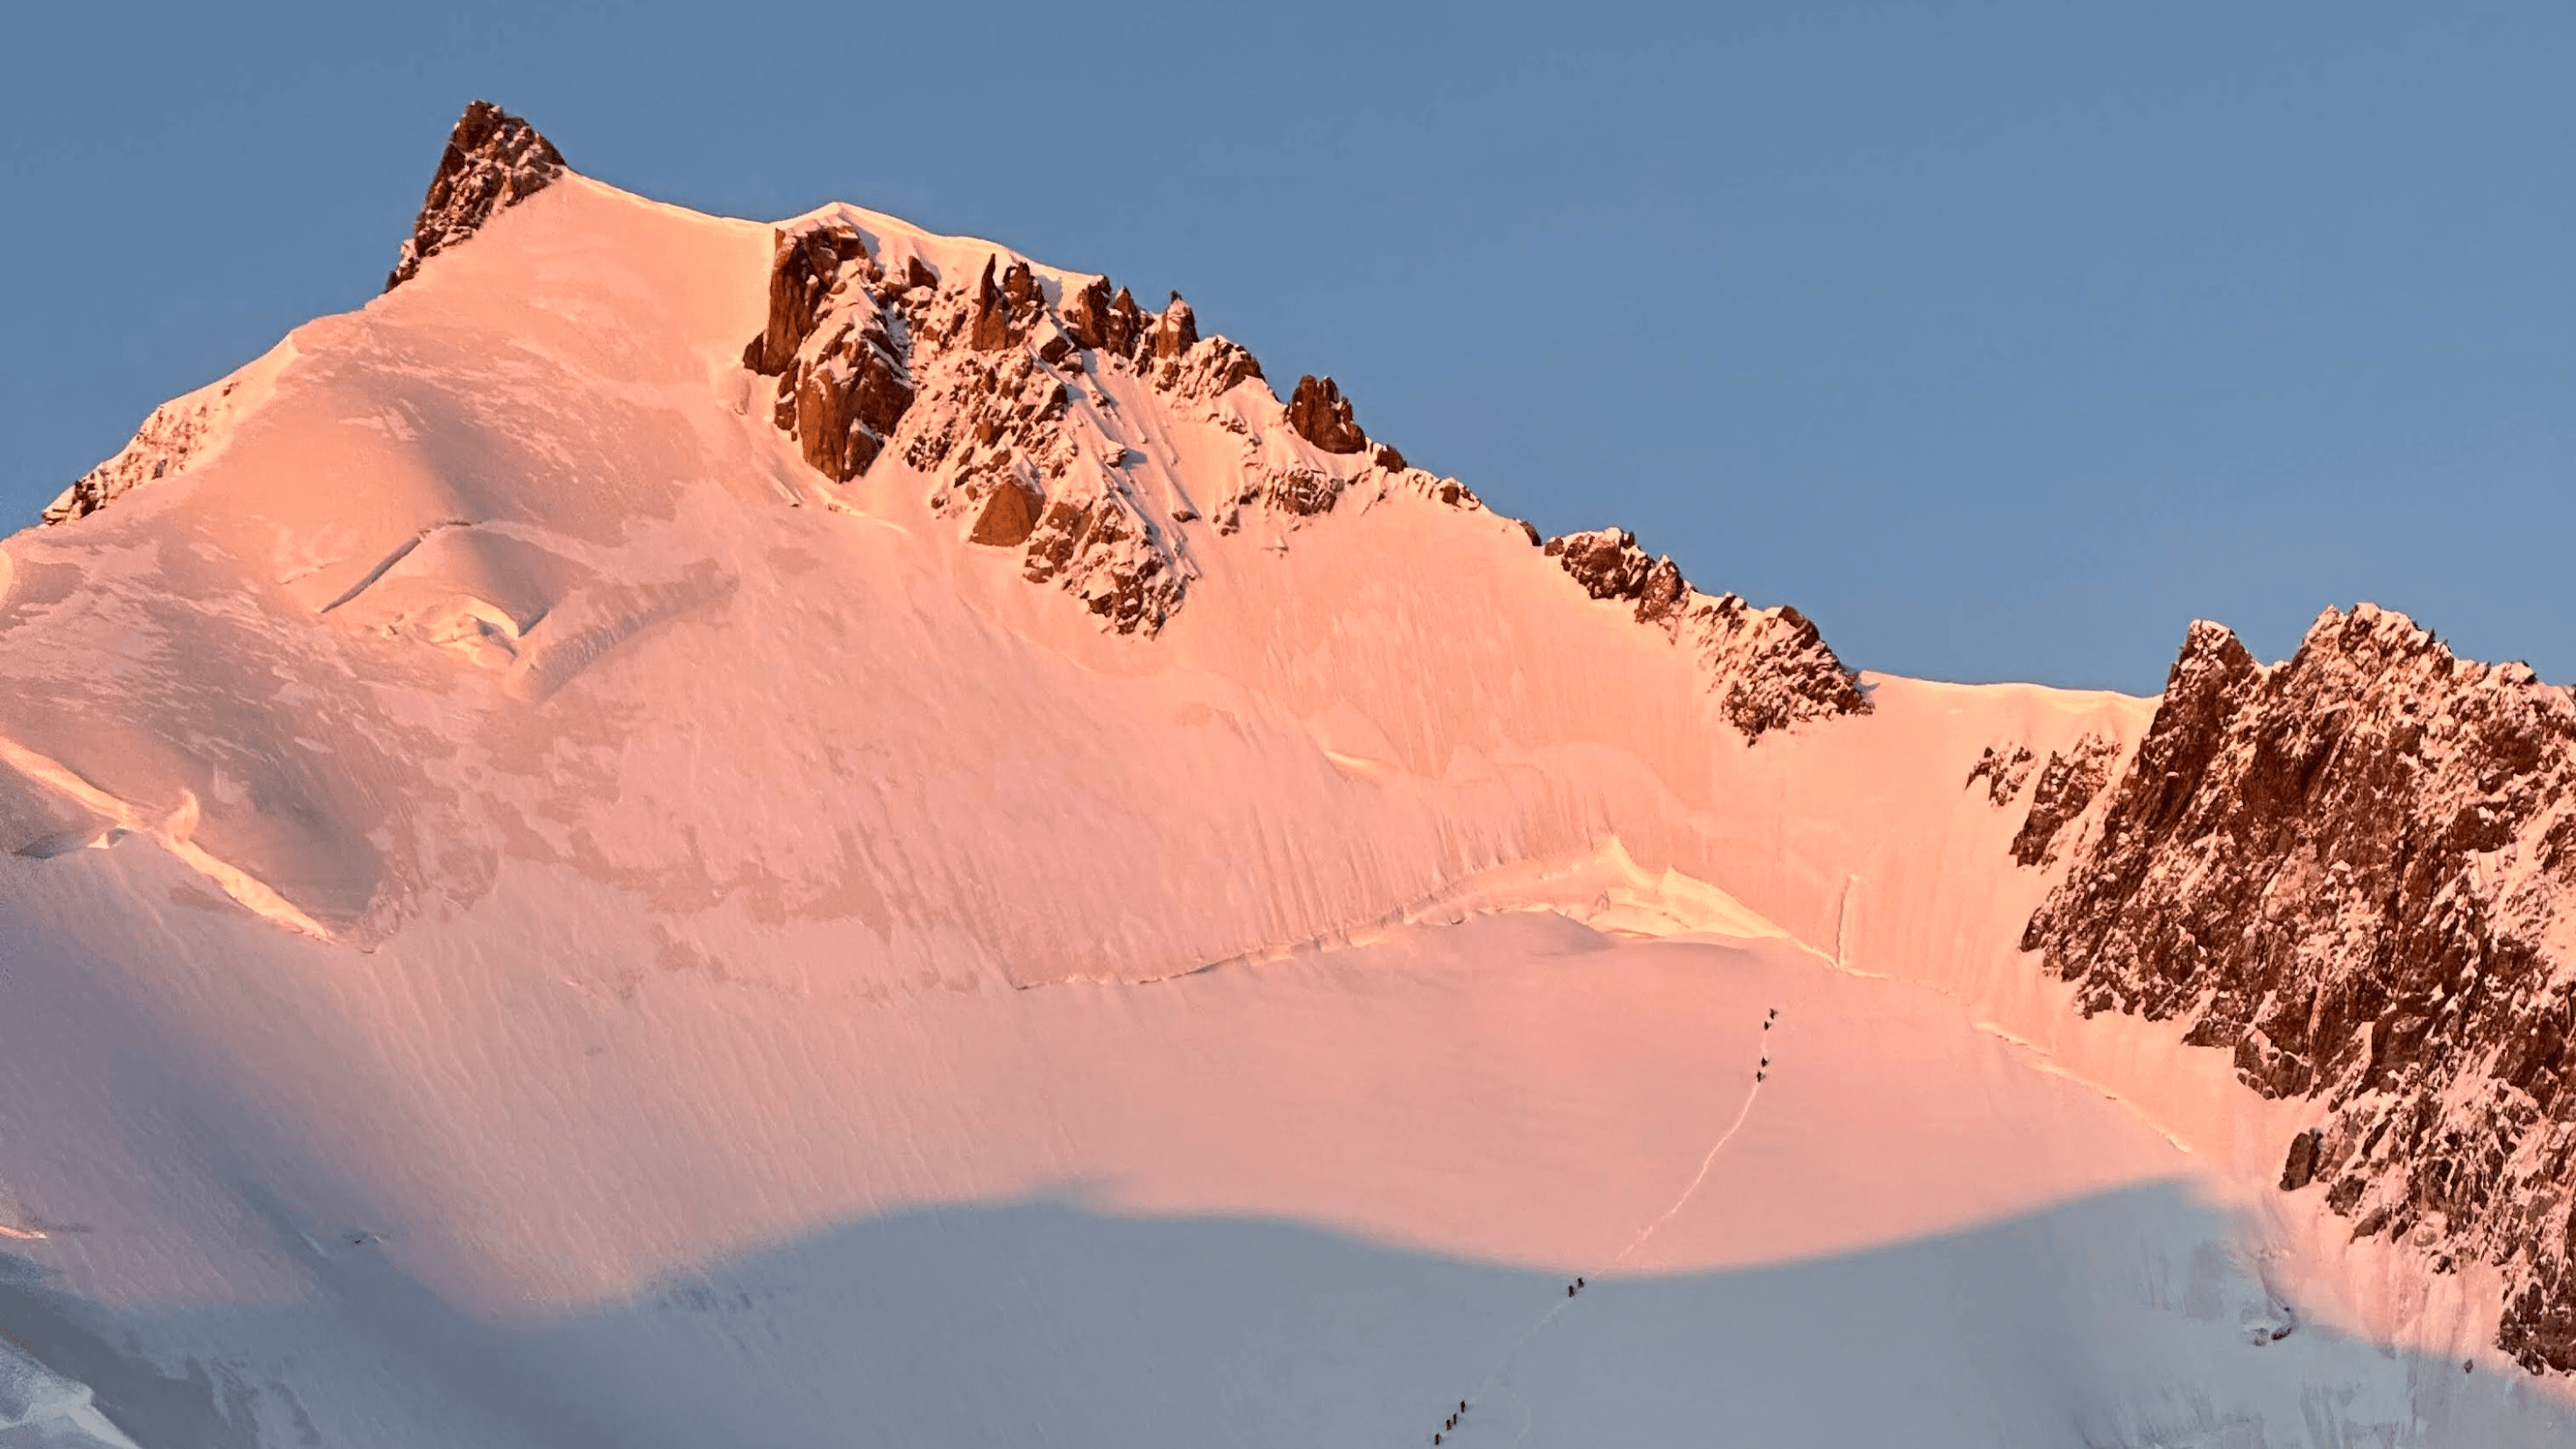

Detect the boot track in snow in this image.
[1419,1007,1782,1445]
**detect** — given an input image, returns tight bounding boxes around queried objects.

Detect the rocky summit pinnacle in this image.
[385,101,566,292]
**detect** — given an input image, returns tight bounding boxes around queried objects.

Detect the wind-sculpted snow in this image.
[6,100,2576,1445]
[2025,605,2576,1372]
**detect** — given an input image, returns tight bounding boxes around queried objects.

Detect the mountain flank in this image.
[2024,605,2576,1372]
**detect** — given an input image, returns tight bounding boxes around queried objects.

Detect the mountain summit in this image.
[385,99,566,291]
[1,102,2570,1447]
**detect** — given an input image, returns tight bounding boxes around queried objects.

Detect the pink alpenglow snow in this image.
[0,101,2571,1447]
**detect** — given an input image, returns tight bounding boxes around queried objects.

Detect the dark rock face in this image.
[2009,734,2120,866]
[1262,469,1343,518]
[1019,494,1180,633]
[743,222,915,482]
[2282,1128,2325,1191]
[726,218,1868,692]
[1546,528,1661,606]
[968,477,1043,547]
[386,101,565,291]
[1286,376,1368,454]
[1149,295,1198,359]
[748,225,870,374]
[2022,605,2576,1372]
[1103,287,1144,357]
[1967,745,2035,807]
[740,235,1207,633]
[1062,278,1113,351]
[967,258,1037,352]
[1702,600,1872,739]
[1543,529,1870,739]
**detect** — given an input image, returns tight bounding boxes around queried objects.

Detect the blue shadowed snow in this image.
[6,1188,2567,1448]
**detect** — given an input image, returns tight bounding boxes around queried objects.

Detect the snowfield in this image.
[1,163,2570,1445]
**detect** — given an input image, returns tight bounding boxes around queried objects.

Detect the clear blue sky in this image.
[4,2,2567,691]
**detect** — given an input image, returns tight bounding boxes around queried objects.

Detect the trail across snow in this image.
[1426,1006,1783,1446]
[9,156,2572,1448]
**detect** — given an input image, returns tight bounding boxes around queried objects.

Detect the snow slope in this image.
[1,117,2567,1445]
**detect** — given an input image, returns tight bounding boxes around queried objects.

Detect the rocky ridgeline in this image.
[2019,605,2576,1373]
[740,208,1558,640]
[741,219,1870,730]
[37,101,1876,743]
[41,377,247,526]
[385,100,565,291]
[740,216,1272,633]
[1542,528,1869,738]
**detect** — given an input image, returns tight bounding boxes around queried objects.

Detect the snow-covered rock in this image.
[1543,527,1869,737]
[6,101,2574,1446]
[2026,604,2576,1371]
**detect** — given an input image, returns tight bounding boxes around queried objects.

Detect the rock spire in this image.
[386,100,566,291]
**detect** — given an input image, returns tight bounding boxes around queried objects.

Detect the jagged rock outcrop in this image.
[734,216,1461,635]
[386,101,565,291]
[1967,744,2036,807]
[2022,604,2576,1373]
[1549,528,1683,620]
[740,222,1230,633]
[2282,1128,2325,1191]
[1543,528,1870,738]
[1286,376,1367,453]
[43,378,244,526]
[741,224,915,482]
[1059,279,1140,357]
[730,209,1870,684]
[2009,734,2120,866]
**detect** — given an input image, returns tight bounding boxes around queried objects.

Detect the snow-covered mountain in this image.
[3,102,2571,1447]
